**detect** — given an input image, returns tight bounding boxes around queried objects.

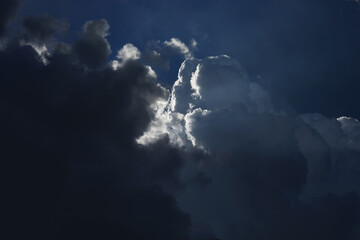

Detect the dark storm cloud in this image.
[22,15,69,42]
[3,2,360,240]
[0,0,21,37]
[73,19,112,68]
[1,16,191,240]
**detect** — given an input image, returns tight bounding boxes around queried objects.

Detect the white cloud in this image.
[170,58,200,113]
[117,43,141,61]
[138,53,360,164]
[110,60,121,70]
[164,38,193,59]
[136,101,188,147]
[184,108,211,148]
[189,64,201,99]
[137,55,276,149]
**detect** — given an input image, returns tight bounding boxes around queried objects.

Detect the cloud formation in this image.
[2,3,360,240]
[72,19,112,68]
[164,38,193,59]
[117,43,141,61]
[139,54,360,240]
[1,16,191,240]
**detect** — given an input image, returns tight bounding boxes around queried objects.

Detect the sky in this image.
[1,0,360,239]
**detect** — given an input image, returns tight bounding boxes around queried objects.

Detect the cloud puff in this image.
[164,38,193,59]
[139,55,276,148]
[117,43,141,61]
[178,55,274,114]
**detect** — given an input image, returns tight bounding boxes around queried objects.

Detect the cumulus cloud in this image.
[139,55,276,148]
[139,53,360,239]
[2,4,360,240]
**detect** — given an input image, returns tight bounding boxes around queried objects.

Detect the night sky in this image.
[2,0,360,239]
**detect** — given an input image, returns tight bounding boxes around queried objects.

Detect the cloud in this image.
[117,43,141,61]
[142,49,170,69]
[139,54,360,239]
[72,19,111,68]
[83,18,110,37]
[337,116,360,149]
[139,55,276,148]
[164,38,193,59]
[3,4,360,240]
[1,16,192,239]
[140,38,197,70]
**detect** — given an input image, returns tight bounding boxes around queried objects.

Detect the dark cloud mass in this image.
[73,19,112,68]
[2,2,360,240]
[1,16,189,240]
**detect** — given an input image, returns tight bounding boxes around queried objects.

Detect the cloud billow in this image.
[140,54,360,240]
[2,3,360,240]
[1,16,190,240]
